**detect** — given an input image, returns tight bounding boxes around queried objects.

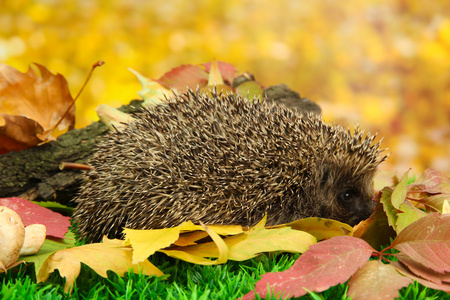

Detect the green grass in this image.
[1,252,449,300]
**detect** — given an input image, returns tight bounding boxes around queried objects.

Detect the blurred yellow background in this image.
[1,0,449,175]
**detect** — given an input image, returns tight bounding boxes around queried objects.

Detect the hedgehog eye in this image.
[338,190,356,204]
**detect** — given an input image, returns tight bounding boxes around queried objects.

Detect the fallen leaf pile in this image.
[244,169,450,299]
[34,216,352,292]
[0,63,75,154]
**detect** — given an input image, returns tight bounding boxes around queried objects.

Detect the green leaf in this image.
[391,170,409,209]
[380,187,397,228]
[235,80,264,100]
[395,202,428,233]
[21,232,75,275]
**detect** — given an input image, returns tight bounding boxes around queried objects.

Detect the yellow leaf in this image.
[160,222,316,263]
[128,68,173,106]
[173,231,209,246]
[250,213,268,231]
[443,200,450,214]
[226,226,316,261]
[125,221,243,263]
[268,217,353,241]
[124,226,182,264]
[207,60,224,86]
[37,237,163,293]
[95,104,134,130]
[200,222,228,264]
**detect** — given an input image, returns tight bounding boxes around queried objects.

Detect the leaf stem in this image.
[49,60,105,135]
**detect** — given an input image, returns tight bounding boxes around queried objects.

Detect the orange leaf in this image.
[0,63,75,153]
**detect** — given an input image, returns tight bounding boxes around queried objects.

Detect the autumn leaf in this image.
[21,231,75,275]
[124,226,185,264]
[124,220,244,264]
[163,224,316,265]
[391,170,409,209]
[159,64,209,91]
[128,68,173,106]
[125,216,315,266]
[243,236,374,300]
[0,197,71,239]
[395,201,428,233]
[393,253,450,285]
[203,61,236,85]
[0,63,75,153]
[268,217,353,241]
[347,260,412,300]
[408,168,450,194]
[392,260,450,292]
[354,200,397,250]
[234,80,264,100]
[390,213,450,274]
[37,237,163,293]
[0,114,44,153]
[380,187,398,228]
[95,104,135,130]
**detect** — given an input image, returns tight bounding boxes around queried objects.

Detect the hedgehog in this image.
[73,89,386,242]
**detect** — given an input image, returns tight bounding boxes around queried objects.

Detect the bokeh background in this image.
[1,0,449,175]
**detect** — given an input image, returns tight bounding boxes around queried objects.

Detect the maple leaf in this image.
[347,260,412,300]
[0,63,75,153]
[0,197,71,239]
[243,236,374,299]
[37,237,163,293]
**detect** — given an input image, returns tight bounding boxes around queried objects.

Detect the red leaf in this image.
[347,260,412,300]
[0,197,71,239]
[391,213,450,273]
[243,236,374,299]
[158,64,208,91]
[392,260,450,292]
[395,253,450,284]
[409,168,450,194]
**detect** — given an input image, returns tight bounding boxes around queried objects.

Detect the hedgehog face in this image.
[317,162,376,226]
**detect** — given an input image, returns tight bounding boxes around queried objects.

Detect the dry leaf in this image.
[269,217,353,241]
[0,63,75,153]
[347,260,412,300]
[37,237,163,293]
